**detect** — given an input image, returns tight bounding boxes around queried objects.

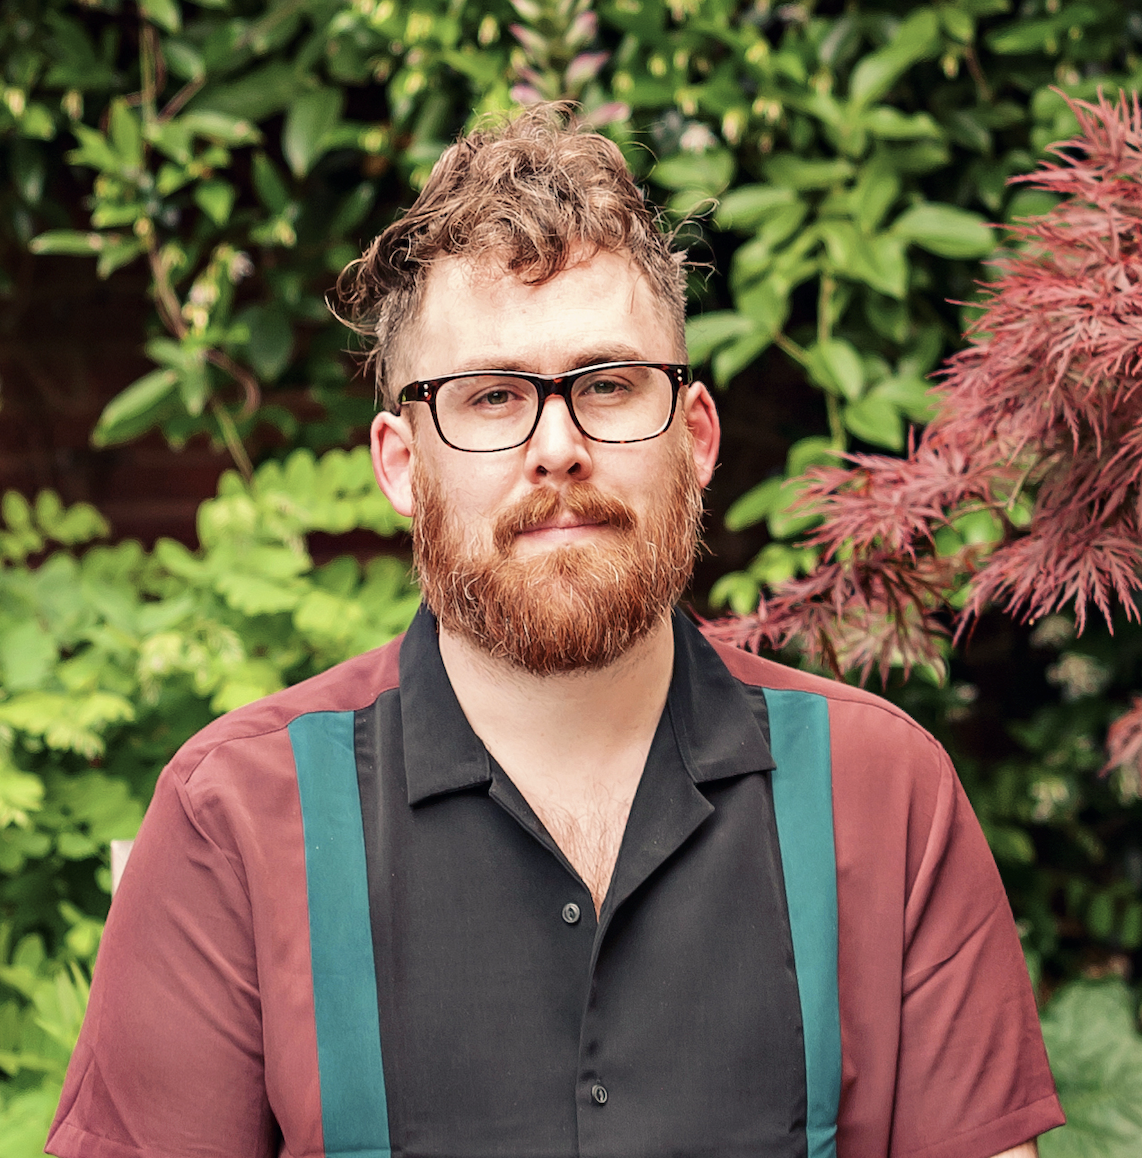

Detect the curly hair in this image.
[334,103,688,410]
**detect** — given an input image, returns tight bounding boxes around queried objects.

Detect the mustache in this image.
[492,486,637,554]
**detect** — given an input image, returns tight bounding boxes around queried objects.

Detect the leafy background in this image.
[3,0,1142,1152]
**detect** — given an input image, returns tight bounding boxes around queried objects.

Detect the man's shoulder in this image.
[706,635,944,760]
[167,632,406,787]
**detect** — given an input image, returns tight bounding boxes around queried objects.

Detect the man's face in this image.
[372,249,719,673]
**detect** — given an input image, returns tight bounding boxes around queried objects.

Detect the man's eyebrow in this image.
[442,345,666,376]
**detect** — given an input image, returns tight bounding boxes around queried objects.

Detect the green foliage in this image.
[1041,980,1142,1157]
[0,454,416,1142]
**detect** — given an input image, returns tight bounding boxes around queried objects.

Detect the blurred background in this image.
[2,0,1142,1151]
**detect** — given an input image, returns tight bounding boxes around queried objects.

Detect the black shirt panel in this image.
[354,609,806,1158]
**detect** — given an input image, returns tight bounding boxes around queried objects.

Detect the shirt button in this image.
[591,1083,608,1105]
[561,902,581,925]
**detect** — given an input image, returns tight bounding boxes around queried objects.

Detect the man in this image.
[48,107,1063,1158]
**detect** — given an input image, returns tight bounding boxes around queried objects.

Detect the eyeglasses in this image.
[396,362,690,453]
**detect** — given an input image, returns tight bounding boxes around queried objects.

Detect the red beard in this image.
[411,440,704,674]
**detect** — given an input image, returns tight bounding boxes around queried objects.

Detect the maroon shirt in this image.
[48,615,1063,1158]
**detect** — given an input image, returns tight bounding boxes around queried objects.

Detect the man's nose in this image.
[523,394,594,480]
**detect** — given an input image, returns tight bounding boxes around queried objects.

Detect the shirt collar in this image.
[666,610,776,783]
[399,605,493,805]
[398,604,774,807]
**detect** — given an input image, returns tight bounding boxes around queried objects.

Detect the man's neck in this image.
[437,615,676,911]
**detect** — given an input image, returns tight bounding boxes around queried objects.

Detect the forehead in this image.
[401,250,680,381]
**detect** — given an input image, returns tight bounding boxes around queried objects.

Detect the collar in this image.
[398,604,774,807]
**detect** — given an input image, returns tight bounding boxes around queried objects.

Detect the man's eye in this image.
[582,378,627,396]
[475,388,517,407]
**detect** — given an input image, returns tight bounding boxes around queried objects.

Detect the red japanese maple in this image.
[707,91,1142,778]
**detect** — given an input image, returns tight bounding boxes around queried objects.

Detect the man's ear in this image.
[370,410,415,518]
[682,382,720,489]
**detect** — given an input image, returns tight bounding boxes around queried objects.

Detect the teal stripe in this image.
[290,711,390,1158]
[764,689,841,1158]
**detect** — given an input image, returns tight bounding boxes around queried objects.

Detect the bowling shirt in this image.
[48,607,1064,1158]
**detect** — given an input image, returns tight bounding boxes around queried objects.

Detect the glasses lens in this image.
[435,375,539,451]
[571,365,674,443]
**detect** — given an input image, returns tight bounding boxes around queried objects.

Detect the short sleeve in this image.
[829,697,1065,1158]
[46,768,278,1158]
[891,755,1064,1156]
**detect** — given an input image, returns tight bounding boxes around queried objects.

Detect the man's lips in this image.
[518,516,607,535]
[515,518,610,543]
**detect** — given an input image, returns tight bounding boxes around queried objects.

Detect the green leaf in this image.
[1040,980,1142,1158]
[786,436,838,476]
[988,18,1071,56]
[764,155,854,190]
[849,9,940,107]
[108,100,143,169]
[940,6,975,42]
[179,111,260,146]
[165,38,205,82]
[0,621,57,693]
[149,121,194,166]
[712,325,775,387]
[708,571,761,616]
[819,220,909,298]
[943,109,992,154]
[747,542,818,587]
[67,125,119,174]
[215,573,303,615]
[685,311,753,364]
[329,183,377,236]
[1121,903,1142,950]
[862,107,943,141]
[873,374,938,424]
[252,153,290,214]
[892,203,995,258]
[0,765,45,828]
[96,236,146,278]
[92,370,179,447]
[10,141,46,205]
[732,203,811,280]
[844,393,905,450]
[714,185,797,231]
[950,510,1002,545]
[3,491,34,532]
[283,87,345,178]
[1087,890,1116,940]
[806,338,865,401]
[194,180,236,227]
[851,155,901,233]
[20,104,55,141]
[768,478,817,539]
[1005,188,1059,222]
[725,476,785,532]
[652,149,735,195]
[29,231,102,257]
[177,362,210,417]
[140,0,181,33]
[241,304,293,382]
[194,61,298,122]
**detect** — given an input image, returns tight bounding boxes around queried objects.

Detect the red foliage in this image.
[1104,696,1142,789]
[707,91,1142,684]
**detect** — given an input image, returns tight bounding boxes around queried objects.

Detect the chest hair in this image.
[525,788,634,915]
